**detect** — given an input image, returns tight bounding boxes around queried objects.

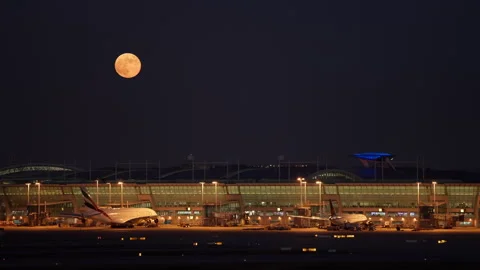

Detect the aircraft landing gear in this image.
[143,218,159,227]
[111,223,134,228]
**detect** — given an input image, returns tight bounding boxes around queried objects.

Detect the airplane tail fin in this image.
[329,199,336,216]
[80,187,99,211]
[80,186,113,222]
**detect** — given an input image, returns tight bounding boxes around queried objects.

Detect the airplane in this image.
[60,187,159,228]
[326,199,371,230]
[288,199,373,231]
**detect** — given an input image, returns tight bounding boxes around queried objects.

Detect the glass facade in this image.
[1,183,479,222]
[337,184,430,208]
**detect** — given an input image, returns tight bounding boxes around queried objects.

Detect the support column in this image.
[1,186,12,221]
[474,191,480,228]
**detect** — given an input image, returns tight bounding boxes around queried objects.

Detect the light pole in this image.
[432,181,437,213]
[303,181,307,206]
[316,181,322,215]
[35,182,40,225]
[212,181,218,211]
[95,179,99,205]
[199,182,205,205]
[107,183,112,205]
[118,182,124,208]
[416,182,420,207]
[212,181,218,226]
[297,177,304,207]
[25,183,31,205]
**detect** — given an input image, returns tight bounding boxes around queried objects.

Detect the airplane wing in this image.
[58,212,100,219]
[288,215,330,220]
[58,212,83,218]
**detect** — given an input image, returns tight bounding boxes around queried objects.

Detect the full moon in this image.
[114,53,141,79]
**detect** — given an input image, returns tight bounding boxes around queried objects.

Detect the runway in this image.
[1,226,479,269]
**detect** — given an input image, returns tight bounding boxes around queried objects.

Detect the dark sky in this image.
[1,1,479,170]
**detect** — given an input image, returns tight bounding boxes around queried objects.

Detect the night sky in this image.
[1,1,479,170]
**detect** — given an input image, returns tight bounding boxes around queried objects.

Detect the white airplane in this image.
[289,199,372,230]
[60,187,159,228]
[326,199,369,229]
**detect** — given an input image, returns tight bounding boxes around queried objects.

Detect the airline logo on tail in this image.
[329,199,336,216]
[80,187,112,221]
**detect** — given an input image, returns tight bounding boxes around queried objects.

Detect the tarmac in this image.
[1,225,479,269]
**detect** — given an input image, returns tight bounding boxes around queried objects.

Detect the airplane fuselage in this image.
[79,207,158,225]
[329,213,368,226]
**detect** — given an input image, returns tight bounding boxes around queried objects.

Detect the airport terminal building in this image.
[1,154,479,228]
